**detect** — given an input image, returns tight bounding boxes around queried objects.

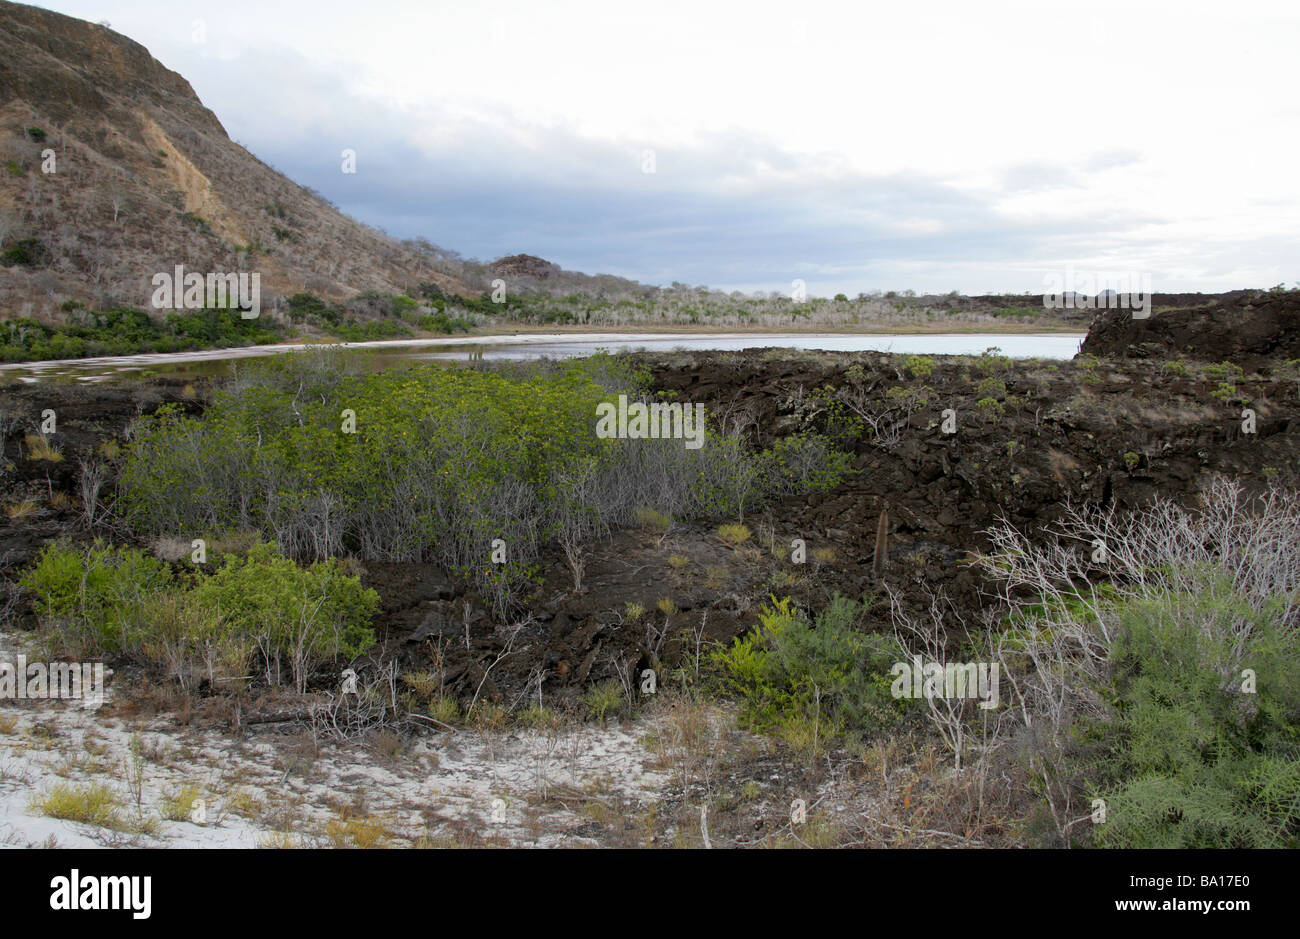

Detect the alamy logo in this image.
[49,870,151,920]
[890,656,999,709]
[0,654,105,709]
[1042,265,1151,320]
[595,394,706,450]
[151,264,260,318]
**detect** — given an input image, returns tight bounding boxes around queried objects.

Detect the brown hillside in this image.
[0,0,475,321]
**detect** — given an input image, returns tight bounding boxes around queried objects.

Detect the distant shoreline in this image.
[464,321,1085,337]
[0,329,1087,382]
[0,324,1088,373]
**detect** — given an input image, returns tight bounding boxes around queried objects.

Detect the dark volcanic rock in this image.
[1081,289,1300,365]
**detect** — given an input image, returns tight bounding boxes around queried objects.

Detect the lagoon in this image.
[0,331,1086,383]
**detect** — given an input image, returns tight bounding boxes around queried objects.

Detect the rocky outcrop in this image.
[490,254,561,281]
[1081,289,1300,364]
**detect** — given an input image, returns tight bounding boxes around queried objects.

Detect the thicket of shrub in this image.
[417,311,473,334]
[0,290,477,363]
[284,291,472,339]
[118,351,851,615]
[21,541,378,693]
[0,308,281,362]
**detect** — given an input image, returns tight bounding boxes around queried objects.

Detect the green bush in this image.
[193,543,378,691]
[904,355,935,379]
[974,376,1007,400]
[286,292,330,322]
[21,542,173,654]
[976,396,1005,421]
[713,595,909,744]
[984,484,1300,848]
[976,347,1011,373]
[417,311,472,334]
[1203,361,1245,383]
[1083,583,1300,848]
[758,433,854,496]
[21,541,377,692]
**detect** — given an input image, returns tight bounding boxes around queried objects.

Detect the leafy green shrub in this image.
[21,542,376,692]
[0,305,282,362]
[758,433,853,496]
[904,355,934,379]
[21,542,173,654]
[976,347,1011,373]
[807,388,863,445]
[582,680,624,723]
[1204,361,1245,383]
[193,544,378,691]
[980,481,1300,848]
[885,384,932,414]
[417,311,471,334]
[975,396,1005,421]
[713,595,910,744]
[1084,583,1300,848]
[974,375,1007,400]
[1210,381,1245,404]
[286,292,329,322]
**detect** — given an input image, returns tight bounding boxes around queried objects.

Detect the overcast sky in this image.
[33,0,1300,296]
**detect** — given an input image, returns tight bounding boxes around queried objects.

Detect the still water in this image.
[0,332,1085,383]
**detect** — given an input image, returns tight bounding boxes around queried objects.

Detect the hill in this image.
[0,0,476,321]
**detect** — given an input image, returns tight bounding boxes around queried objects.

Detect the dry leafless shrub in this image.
[973,476,1300,842]
[76,457,107,528]
[834,384,905,450]
[308,661,403,743]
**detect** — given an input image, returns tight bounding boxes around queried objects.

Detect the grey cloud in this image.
[164,43,1240,294]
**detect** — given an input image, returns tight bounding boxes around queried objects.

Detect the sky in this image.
[30,0,1300,296]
